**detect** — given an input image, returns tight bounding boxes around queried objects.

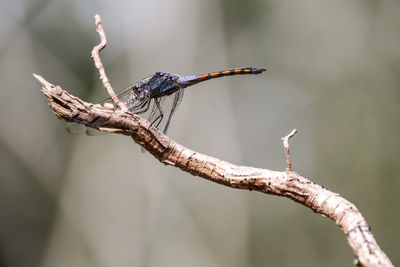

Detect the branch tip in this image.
[33,73,54,90]
[94,14,101,23]
[281,129,297,172]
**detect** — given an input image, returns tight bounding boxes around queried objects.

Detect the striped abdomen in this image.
[178,67,266,88]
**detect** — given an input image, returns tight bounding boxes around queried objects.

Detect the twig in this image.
[33,15,393,267]
[91,14,126,111]
[282,129,297,172]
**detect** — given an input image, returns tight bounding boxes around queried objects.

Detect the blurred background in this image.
[0,0,399,266]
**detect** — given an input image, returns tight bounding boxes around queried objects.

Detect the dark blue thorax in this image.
[144,72,181,98]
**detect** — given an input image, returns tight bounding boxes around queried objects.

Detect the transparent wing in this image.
[99,85,138,112]
[99,77,152,114]
[146,98,163,127]
[67,82,152,135]
[66,86,136,135]
[146,89,184,134]
[163,88,184,134]
[66,122,86,134]
[66,75,183,135]
[66,122,105,136]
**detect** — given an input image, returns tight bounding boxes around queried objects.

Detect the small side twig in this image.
[281,129,297,172]
[91,14,126,111]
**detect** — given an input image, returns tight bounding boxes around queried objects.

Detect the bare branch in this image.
[34,74,393,267]
[91,14,126,111]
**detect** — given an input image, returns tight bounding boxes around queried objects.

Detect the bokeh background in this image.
[0,0,399,266]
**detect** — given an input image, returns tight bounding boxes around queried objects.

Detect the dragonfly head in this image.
[131,77,151,101]
[133,89,148,102]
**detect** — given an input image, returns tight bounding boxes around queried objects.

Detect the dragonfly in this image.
[67,67,266,135]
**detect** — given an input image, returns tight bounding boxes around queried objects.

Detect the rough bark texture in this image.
[36,75,393,267]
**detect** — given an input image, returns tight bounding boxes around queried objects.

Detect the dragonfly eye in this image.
[132,85,142,98]
[134,91,148,101]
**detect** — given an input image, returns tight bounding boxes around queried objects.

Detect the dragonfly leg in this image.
[135,99,151,115]
[151,98,164,128]
[130,98,146,109]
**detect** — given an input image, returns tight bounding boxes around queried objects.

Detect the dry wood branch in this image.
[33,14,393,267]
[35,73,392,267]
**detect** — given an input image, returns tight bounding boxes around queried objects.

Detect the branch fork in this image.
[33,14,393,267]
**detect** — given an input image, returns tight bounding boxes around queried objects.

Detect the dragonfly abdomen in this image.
[198,67,265,80]
[178,67,266,88]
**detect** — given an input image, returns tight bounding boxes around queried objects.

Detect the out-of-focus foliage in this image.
[0,1,398,266]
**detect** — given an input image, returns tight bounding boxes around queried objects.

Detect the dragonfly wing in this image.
[163,88,184,134]
[99,85,135,109]
[66,86,133,135]
[66,122,106,136]
[146,89,184,134]
[65,86,133,135]
[99,77,153,112]
[99,85,133,105]
[146,97,164,128]
[85,127,106,136]
[66,122,86,134]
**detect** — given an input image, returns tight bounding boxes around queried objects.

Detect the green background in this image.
[0,1,399,266]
